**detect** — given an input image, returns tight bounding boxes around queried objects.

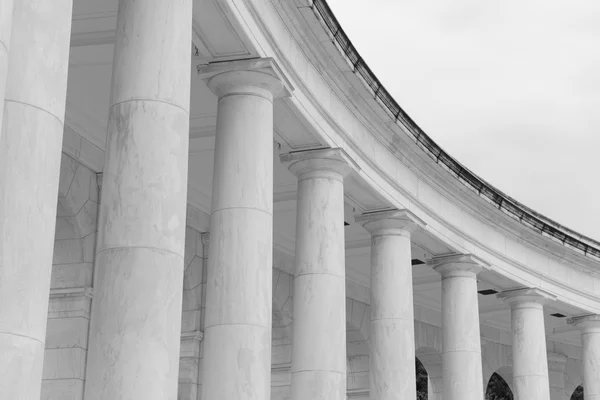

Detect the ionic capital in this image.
[280,147,358,182]
[429,254,489,278]
[197,57,292,99]
[568,314,600,334]
[355,209,425,237]
[497,288,556,309]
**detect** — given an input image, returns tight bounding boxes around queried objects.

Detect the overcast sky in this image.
[327,0,600,240]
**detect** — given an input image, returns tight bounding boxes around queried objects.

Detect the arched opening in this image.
[416,357,428,400]
[415,347,443,400]
[485,372,514,400]
[570,385,584,400]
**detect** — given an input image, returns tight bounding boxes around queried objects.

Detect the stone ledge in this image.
[49,287,93,298]
[181,330,203,342]
[347,389,369,398]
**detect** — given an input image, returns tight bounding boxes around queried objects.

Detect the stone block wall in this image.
[346,298,370,398]
[271,266,293,400]
[178,228,207,400]
[42,153,99,400]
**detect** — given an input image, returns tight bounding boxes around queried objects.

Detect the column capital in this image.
[197,57,293,99]
[428,254,489,278]
[497,288,556,308]
[355,209,425,237]
[280,147,358,181]
[568,314,600,333]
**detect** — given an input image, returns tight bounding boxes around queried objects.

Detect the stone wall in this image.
[271,251,294,400]
[178,228,207,400]
[42,153,99,400]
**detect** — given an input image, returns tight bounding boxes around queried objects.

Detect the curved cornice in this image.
[228,0,600,312]
[307,0,600,260]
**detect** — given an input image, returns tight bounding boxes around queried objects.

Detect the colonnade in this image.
[0,1,599,400]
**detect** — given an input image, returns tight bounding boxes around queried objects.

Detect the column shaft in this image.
[282,149,352,400]
[569,315,600,400]
[371,232,415,399]
[0,0,14,131]
[499,289,554,400]
[356,210,424,400]
[0,1,73,398]
[432,256,486,400]
[84,1,192,399]
[582,329,600,400]
[512,304,550,399]
[201,71,278,400]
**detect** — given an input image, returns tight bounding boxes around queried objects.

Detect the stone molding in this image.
[180,330,204,342]
[197,57,293,98]
[429,253,489,277]
[568,314,600,333]
[355,208,426,237]
[279,147,359,181]
[497,288,556,308]
[347,389,369,398]
[271,363,291,373]
[49,287,93,299]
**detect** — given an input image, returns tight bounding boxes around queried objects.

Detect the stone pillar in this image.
[355,210,425,400]
[280,148,354,400]
[0,1,73,398]
[197,58,290,400]
[430,254,487,400]
[0,0,14,131]
[569,314,600,400]
[83,1,192,399]
[498,288,555,400]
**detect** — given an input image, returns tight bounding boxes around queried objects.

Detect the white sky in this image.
[327,0,600,240]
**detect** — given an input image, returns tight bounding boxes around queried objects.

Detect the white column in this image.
[0,0,14,131]
[83,1,192,399]
[198,59,289,400]
[569,314,600,400]
[498,288,554,400]
[0,1,73,399]
[355,209,425,400]
[281,148,354,400]
[431,254,487,400]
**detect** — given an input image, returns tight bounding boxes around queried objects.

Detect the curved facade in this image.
[0,0,598,399]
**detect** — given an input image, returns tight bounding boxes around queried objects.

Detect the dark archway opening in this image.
[485,372,513,400]
[571,385,584,400]
[416,357,428,400]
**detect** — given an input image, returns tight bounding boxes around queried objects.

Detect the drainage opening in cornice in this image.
[550,313,567,318]
[477,289,499,296]
[411,259,425,266]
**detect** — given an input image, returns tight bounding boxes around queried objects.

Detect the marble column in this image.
[280,148,354,400]
[0,1,73,398]
[498,288,555,400]
[355,209,425,400]
[0,0,14,131]
[568,314,600,400]
[83,1,192,399]
[430,254,487,400]
[197,59,290,400]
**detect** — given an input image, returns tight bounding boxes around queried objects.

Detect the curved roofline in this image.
[310,0,600,260]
